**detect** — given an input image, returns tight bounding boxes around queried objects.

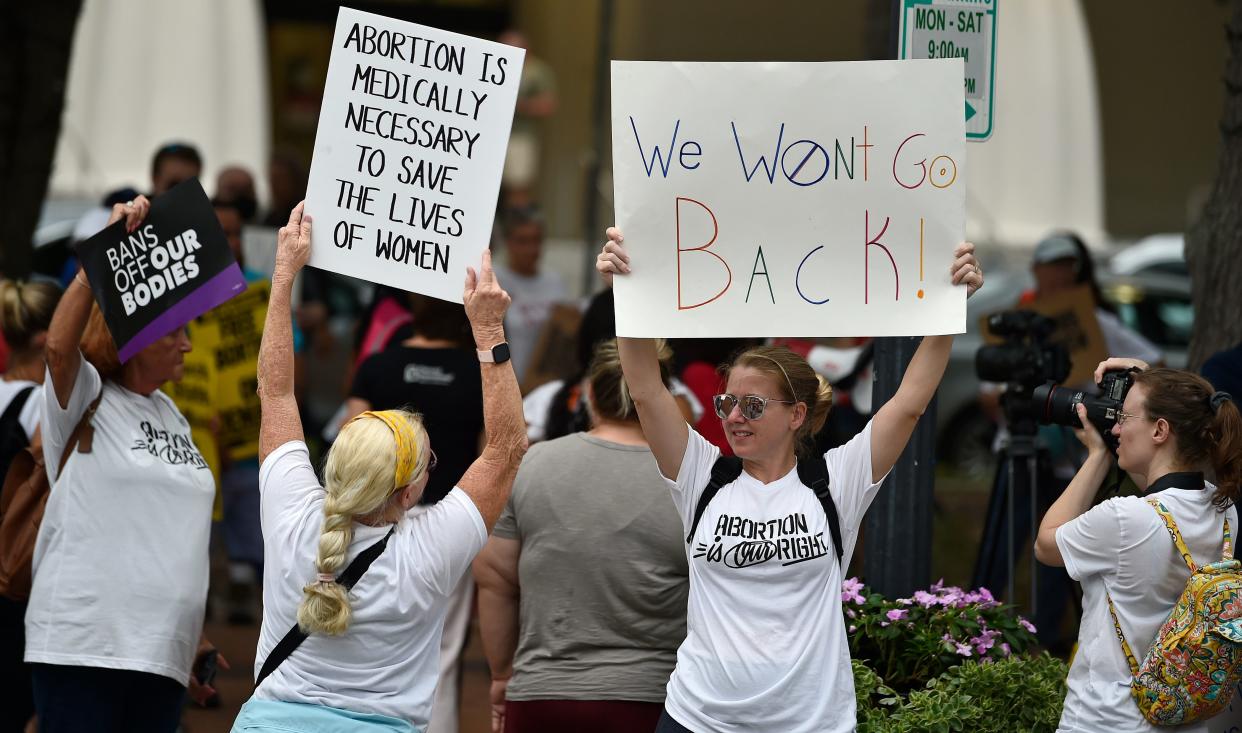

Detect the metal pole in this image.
[581,0,615,296]
[864,337,936,597]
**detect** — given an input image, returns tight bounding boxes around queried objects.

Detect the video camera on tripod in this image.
[975,311,1070,433]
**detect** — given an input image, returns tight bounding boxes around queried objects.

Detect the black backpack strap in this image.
[255,525,396,688]
[797,455,843,567]
[0,386,34,428]
[686,456,744,544]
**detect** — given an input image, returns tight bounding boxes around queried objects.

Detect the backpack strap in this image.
[1224,518,1234,561]
[255,526,396,689]
[1147,499,1199,573]
[686,456,743,544]
[1106,594,1142,679]
[797,455,843,567]
[58,389,105,477]
[0,386,35,430]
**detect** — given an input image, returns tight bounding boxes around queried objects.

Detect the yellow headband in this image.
[349,410,419,488]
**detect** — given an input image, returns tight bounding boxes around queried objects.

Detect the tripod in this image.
[972,391,1046,617]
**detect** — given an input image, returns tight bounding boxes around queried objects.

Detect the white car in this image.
[1109,233,1186,278]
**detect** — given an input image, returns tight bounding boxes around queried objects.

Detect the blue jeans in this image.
[30,663,185,733]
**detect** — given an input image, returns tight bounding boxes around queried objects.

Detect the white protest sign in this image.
[611,60,966,338]
[305,7,523,303]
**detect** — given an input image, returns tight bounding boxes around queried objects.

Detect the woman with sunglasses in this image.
[1035,358,1242,731]
[233,204,527,732]
[596,227,983,733]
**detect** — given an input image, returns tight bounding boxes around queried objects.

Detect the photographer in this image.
[1035,358,1242,731]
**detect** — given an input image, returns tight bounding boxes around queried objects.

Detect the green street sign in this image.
[899,0,998,142]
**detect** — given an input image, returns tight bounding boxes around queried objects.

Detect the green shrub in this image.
[854,653,1069,732]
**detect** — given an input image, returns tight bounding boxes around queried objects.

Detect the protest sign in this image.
[1022,285,1107,388]
[76,178,246,362]
[305,7,524,303]
[164,343,223,518]
[191,279,268,461]
[611,60,966,338]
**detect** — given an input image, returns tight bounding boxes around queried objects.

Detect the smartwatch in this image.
[477,342,511,364]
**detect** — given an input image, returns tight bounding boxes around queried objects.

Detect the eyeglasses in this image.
[1116,410,1147,426]
[427,448,438,475]
[713,393,795,420]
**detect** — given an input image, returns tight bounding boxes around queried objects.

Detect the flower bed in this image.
[844,578,1068,731]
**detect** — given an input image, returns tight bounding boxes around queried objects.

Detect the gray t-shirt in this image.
[494,432,688,702]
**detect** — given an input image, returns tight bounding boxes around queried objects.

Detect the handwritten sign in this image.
[76,178,246,362]
[305,7,524,303]
[193,279,268,461]
[611,60,966,338]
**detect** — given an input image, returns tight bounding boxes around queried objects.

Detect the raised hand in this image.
[275,201,312,278]
[950,241,984,298]
[106,195,151,234]
[595,227,630,286]
[464,249,511,345]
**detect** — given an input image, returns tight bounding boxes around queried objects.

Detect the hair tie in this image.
[1211,391,1233,414]
[347,410,419,487]
[316,573,336,584]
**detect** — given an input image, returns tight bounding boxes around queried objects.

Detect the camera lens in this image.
[1033,383,1085,427]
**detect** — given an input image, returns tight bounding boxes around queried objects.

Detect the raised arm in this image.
[456,251,528,529]
[1035,403,1114,566]
[473,536,521,733]
[257,202,310,462]
[869,243,983,483]
[597,228,688,479]
[45,197,150,408]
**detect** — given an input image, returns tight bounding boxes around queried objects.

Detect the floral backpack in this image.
[1107,499,1242,725]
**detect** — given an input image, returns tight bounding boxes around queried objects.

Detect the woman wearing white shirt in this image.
[1036,358,1242,732]
[233,203,526,732]
[0,277,61,733]
[596,228,984,733]
[26,196,221,732]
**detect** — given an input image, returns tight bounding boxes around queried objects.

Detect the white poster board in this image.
[305,7,524,303]
[611,60,966,338]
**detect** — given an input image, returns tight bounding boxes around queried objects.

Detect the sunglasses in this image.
[713,393,795,420]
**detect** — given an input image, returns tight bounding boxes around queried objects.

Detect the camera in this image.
[975,311,1071,392]
[1033,368,1137,445]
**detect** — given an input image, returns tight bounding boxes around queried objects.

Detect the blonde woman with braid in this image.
[233,202,526,732]
[597,227,984,733]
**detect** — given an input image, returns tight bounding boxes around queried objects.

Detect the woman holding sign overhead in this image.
[26,196,224,733]
[597,227,983,733]
[233,203,526,732]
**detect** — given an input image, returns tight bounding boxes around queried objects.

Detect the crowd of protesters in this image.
[0,125,1239,733]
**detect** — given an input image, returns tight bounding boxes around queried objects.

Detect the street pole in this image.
[582,0,615,297]
[864,337,936,597]
[861,0,936,598]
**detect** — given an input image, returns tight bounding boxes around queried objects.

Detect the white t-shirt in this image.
[662,421,888,733]
[252,441,488,725]
[25,359,215,682]
[493,264,567,384]
[0,378,42,440]
[1056,477,1237,733]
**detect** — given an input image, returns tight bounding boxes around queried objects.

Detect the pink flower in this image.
[886,609,909,622]
[913,590,937,607]
[1000,643,1012,657]
[841,577,866,605]
[1019,618,1037,634]
[955,642,973,657]
[849,625,857,633]
[846,609,856,619]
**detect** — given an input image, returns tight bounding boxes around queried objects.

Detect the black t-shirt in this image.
[350,345,483,505]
